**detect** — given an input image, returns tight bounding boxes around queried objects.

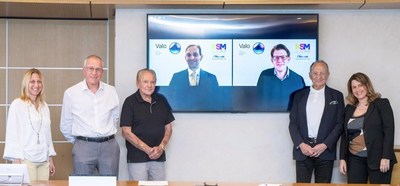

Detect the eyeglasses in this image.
[272,55,288,61]
[85,67,103,73]
[186,52,200,58]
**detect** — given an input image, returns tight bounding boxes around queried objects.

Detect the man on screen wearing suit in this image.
[289,60,344,183]
[169,44,218,87]
[168,44,219,111]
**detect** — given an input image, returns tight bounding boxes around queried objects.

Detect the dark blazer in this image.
[167,69,219,111]
[169,69,218,87]
[289,86,344,161]
[339,98,397,169]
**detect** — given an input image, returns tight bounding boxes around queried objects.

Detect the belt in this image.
[76,135,115,143]
[307,137,317,145]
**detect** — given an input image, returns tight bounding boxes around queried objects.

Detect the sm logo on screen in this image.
[296,43,311,50]
[215,43,227,50]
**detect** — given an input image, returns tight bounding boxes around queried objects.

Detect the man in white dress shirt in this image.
[289,60,344,183]
[60,55,120,176]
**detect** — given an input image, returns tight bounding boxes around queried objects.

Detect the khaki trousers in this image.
[21,159,50,181]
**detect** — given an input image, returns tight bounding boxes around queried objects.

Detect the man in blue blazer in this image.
[169,69,218,87]
[168,44,219,111]
[289,60,344,183]
[169,44,218,87]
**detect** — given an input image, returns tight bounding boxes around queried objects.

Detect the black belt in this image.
[76,135,115,143]
[307,137,317,145]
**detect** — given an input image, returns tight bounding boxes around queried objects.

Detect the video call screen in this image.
[147,14,318,112]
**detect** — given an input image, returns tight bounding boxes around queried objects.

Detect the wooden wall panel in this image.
[51,143,73,180]
[0,143,6,163]
[392,151,400,184]
[49,106,63,141]
[8,19,108,68]
[108,19,115,85]
[0,70,5,104]
[0,107,5,141]
[7,69,107,104]
[0,19,5,67]
[5,69,24,102]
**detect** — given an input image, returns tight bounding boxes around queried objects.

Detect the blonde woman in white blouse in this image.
[3,68,56,181]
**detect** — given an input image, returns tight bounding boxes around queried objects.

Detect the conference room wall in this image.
[115,9,400,183]
[0,19,111,179]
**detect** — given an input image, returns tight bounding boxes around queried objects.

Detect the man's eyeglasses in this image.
[186,52,200,58]
[272,55,288,61]
[85,67,103,73]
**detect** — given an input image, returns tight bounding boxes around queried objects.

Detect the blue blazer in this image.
[169,69,218,87]
[289,86,345,161]
[340,98,397,169]
[167,69,220,111]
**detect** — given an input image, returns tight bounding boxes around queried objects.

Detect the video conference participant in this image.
[60,55,120,176]
[3,68,56,181]
[289,60,344,183]
[120,69,174,181]
[169,44,218,87]
[167,44,220,111]
[257,43,305,111]
[339,72,397,184]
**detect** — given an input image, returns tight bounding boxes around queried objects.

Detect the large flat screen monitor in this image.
[147,14,318,112]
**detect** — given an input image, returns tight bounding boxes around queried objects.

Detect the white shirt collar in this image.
[81,79,104,93]
[310,85,325,94]
[187,68,200,75]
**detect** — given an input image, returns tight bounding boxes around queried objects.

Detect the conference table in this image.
[27,181,395,186]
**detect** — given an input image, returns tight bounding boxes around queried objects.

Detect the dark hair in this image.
[185,44,202,56]
[270,44,290,57]
[346,72,380,106]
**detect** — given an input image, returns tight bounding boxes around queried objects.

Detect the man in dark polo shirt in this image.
[120,68,175,181]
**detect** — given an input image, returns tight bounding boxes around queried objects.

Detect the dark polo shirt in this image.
[120,90,175,163]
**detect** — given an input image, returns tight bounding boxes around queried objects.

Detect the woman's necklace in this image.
[27,104,43,144]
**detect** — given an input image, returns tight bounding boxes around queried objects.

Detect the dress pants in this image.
[347,153,393,184]
[128,161,166,181]
[296,156,333,183]
[72,138,120,176]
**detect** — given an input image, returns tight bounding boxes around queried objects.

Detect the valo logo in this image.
[253,42,265,54]
[169,42,181,54]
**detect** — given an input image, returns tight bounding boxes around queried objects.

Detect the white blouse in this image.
[3,98,56,162]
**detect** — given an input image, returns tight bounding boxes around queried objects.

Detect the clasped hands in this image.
[146,145,164,160]
[299,142,327,157]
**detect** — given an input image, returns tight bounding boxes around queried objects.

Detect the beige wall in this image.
[0,18,112,179]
